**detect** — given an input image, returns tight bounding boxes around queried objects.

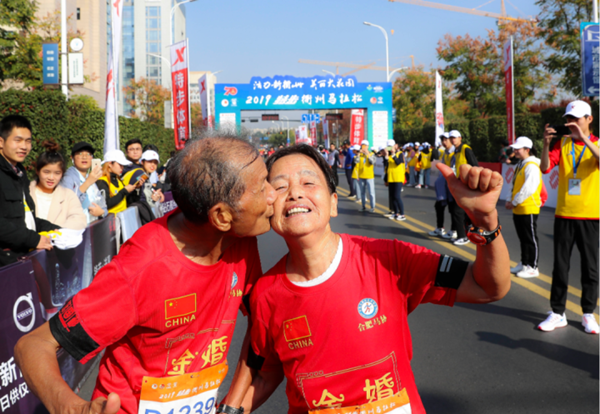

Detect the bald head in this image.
[168,133,260,224]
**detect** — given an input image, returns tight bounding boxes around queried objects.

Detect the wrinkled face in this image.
[269,154,338,239]
[38,162,63,191]
[230,157,276,237]
[73,150,92,172]
[142,160,158,173]
[126,143,143,162]
[0,127,32,165]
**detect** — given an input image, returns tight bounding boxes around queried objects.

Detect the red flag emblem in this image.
[165,293,196,320]
[283,316,311,342]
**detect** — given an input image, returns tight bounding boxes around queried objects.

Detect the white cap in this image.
[370,146,377,151]
[407,142,413,147]
[378,145,386,152]
[564,100,592,118]
[386,139,395,147]
[449,130,461,138]
[440,132,450,139]
[414,141,420,146]
[140,150,160,162]
[102,149,132,166]
[361,140,370,146]
[510,137,533,150]
[351,144,360,151]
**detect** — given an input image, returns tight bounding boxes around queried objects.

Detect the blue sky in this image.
[186,0,542,84]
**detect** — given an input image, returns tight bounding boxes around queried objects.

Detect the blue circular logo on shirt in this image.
[358,298,378,319]
[231,272,238,288]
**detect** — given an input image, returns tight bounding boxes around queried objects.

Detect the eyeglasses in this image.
[74,151,92,158]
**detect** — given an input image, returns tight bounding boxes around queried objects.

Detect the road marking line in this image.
[337,186,597,318]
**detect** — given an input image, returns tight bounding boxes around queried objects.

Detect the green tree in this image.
[536,0,594,97]
[437,21,552,117]
[0,0,39,86]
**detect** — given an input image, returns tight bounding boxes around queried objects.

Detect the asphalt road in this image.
[80,168,599,413]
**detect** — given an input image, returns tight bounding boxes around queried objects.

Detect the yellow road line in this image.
[337,186,597,317]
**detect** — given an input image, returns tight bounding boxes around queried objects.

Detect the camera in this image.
[549,125,571,137]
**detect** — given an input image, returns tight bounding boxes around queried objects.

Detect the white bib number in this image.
[138,363,228,414]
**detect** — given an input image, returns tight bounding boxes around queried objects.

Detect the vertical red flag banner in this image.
[310,120,317,146]
[171,39,190,150]
[503,37,515,145]
[350,109,365,146]
[323,119,329,147]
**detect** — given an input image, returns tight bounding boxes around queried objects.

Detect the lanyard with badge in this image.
[568,141,587,196]
[138,363,228,414]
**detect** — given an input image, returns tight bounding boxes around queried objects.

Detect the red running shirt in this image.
[250,233,468,414]
[50,209,262,414]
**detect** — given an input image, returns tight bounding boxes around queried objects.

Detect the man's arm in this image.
[465,147,479,167]
[566,122,600,160]
[222,330,283,413]
[438,163,510,303]
[14,322,120,414]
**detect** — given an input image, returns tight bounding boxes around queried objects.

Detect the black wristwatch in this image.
[466,221,502,246]
[216,404,244,414]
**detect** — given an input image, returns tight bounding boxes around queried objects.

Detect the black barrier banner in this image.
[160,192,178,215]
[0,260,45,414]
[90,215,117,278]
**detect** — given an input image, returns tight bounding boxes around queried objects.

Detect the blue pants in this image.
[419,168,431,186]
[359,178,375,209]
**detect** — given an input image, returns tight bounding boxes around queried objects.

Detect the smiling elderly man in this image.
[15,133,276,414]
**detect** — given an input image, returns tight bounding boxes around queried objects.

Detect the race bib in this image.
[568,179,581,196]
[138,363,228,414]
[309,389,411,414]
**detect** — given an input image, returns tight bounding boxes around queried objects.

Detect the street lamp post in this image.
[363,22,389,82]
[388,66,408,81]
[282,115,290,145]
[170,0,197,45]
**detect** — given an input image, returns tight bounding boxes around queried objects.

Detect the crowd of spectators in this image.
[0,114,171,267]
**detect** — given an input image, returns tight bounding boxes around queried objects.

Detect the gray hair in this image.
[168,129,259,224]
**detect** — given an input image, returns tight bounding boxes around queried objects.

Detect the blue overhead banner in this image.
[42,43,59,85]
[581,22,599,97]
[214,75,393,147]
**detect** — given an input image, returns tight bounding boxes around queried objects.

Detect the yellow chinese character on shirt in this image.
[363,372,395,403]
[312,389,345,408]
[201,336,228,368]
[168,349,196,375]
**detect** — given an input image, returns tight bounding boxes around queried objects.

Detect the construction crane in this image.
[388,0,535,23]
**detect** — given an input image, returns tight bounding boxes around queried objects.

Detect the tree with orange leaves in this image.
[123,78,171,125]
[437,20,553,118]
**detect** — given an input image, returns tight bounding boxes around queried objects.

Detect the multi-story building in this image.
[35,0,187,114]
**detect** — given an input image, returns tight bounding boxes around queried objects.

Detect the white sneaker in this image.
[582,314,600,334]
[415,185,422,189]
[453,237,470,246]
[516,265,539,278]
[538,311,567,332]
[384,212,394,217]
[428,228,446,237]
[396,215,406,221]
[347,195,357,200]
[510,262,523,274]
[355,200,362,204]
[442,231,457,240]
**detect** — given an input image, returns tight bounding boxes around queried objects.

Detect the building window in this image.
[76,8,80,20]
[123,0,135,115]
[145,6,161,83]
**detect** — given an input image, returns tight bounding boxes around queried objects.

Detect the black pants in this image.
[389,182,404,215]
[449,201,469,239]
[551,218,599,315]
[435,201,446,229]
[331,163,339,187]
[513,214,539,268]
[345,169,355,196]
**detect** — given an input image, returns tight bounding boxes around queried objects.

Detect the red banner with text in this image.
[503,38,515,145]
[350,109,365,146]
[170,39,190,150]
